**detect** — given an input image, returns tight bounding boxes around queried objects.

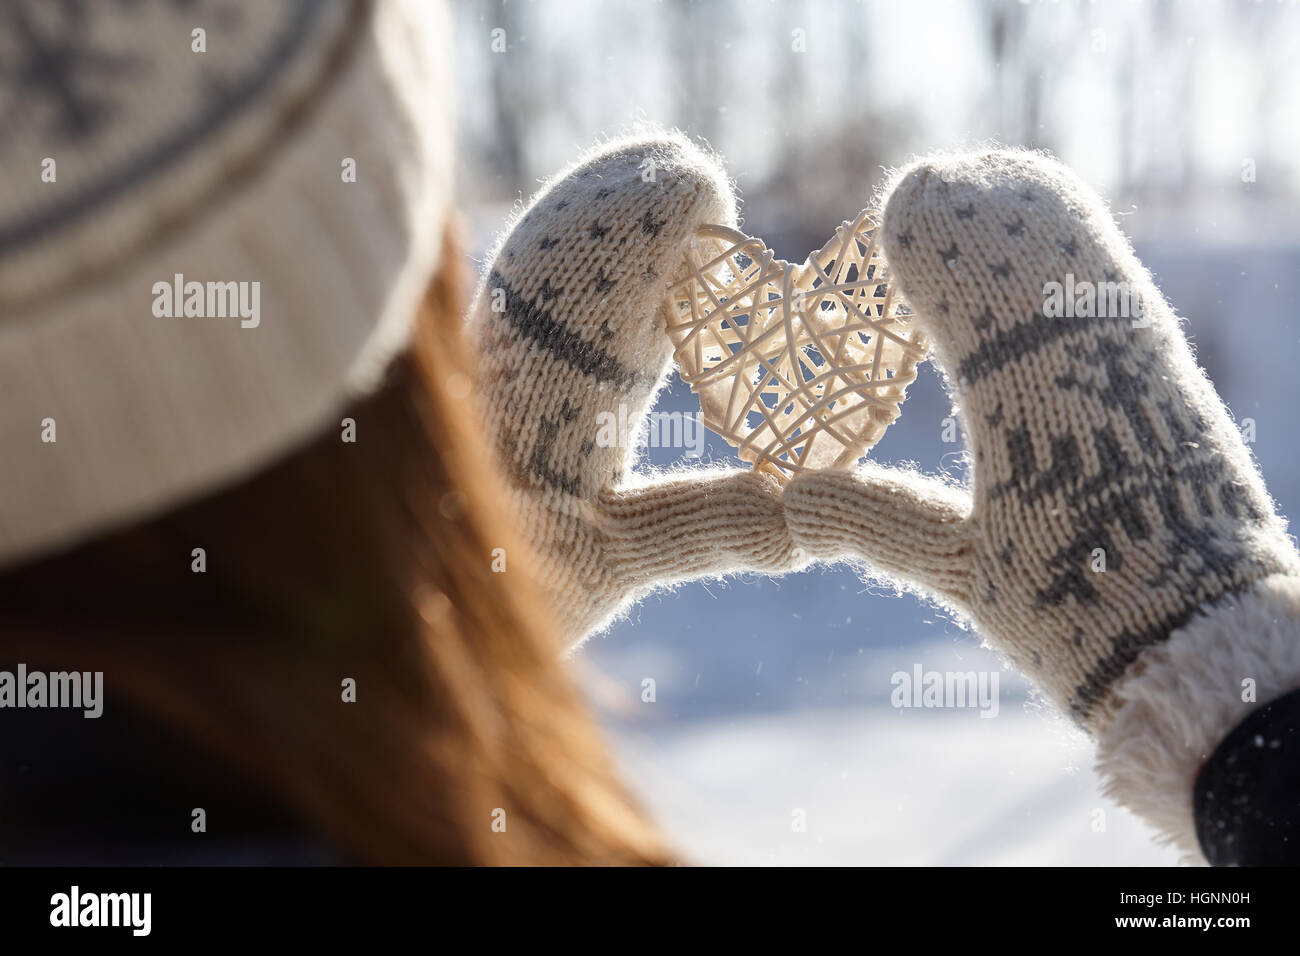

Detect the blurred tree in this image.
[668,0,725,147]
[981,0,1054,151]
[486,0,532,191]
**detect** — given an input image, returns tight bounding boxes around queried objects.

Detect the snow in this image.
[580,633,1182,866]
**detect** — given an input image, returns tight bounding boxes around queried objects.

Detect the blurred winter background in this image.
[452,0,1300,864]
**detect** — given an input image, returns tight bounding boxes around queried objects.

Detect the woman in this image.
[0,0,668,866]
[3,0,1295,867]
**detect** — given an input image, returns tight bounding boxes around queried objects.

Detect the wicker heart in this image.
[666,208,928,478]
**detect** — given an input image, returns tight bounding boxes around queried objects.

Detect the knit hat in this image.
[0,0,454,568]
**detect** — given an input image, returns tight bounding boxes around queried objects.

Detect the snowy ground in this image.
[579,630,1182,866]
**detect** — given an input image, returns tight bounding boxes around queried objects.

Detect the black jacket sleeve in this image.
[1195,686,1300,866]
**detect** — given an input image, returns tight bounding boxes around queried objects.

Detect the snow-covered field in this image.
[580,625,1182,866]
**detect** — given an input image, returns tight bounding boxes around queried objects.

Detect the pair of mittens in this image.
[469,135,1300,863]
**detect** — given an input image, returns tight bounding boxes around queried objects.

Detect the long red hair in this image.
[0,229,669,865]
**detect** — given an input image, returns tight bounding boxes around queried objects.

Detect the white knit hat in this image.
[0,0,455,568]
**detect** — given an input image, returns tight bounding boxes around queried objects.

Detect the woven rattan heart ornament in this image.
[666,209,928,479]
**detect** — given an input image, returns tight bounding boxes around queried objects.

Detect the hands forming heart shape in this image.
[468,133,1300,864]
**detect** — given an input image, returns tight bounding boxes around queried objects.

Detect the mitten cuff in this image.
[1094,573,1300,863]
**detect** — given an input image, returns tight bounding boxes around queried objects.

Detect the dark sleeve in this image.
[1194,686,1300,866]
[0,683,350,866]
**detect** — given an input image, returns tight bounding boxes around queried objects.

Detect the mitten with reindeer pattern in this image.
[783,150,1300,864]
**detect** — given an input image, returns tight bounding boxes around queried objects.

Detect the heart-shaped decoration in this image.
[666,208,928,479]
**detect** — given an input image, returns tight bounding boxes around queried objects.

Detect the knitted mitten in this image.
[468,135,798,641]
[783,149,1300,858]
